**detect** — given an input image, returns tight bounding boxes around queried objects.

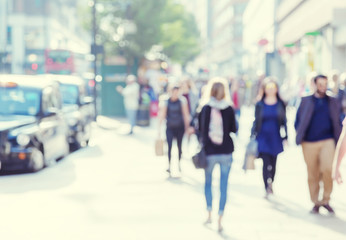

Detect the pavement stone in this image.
[0,106,345,240]
[94,106,346,240]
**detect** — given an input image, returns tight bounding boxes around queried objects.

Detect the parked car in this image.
[46,74,95,151]
[0,75,69,172]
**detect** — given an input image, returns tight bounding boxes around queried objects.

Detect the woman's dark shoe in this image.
[322,204,335,215]
[166,168,171,176]
[310,205,320,214]
[265,184,273,199]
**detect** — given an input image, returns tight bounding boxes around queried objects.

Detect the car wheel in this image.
[29,148,44,172]
[69,142,80,152]
[82,124,92,147]
[73,124,91,150]
[62,137,70,157]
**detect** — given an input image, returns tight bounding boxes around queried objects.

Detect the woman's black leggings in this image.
[166,127,185,163]
[259,153,278,189]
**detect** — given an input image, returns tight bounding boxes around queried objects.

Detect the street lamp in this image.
[89,0,98,120]
[0,0,8,73]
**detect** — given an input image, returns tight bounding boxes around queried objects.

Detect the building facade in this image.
[208,0,248,77]
[243,0,346,85]
[176,0,209,77]
[178,0,248,78]
[277,0,346,81]
[0,0,90,74]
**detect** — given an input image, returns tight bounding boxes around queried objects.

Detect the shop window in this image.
[24,0,45,15]
[7,27,12,45]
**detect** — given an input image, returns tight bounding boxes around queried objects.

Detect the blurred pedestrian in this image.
[253,71,266,103]
[116,75,140,134]
[181,78,199,117]
[295,74,342,214]
[137,78,153,126]
[334,117,346,184]
[329,70,344,121]
[329,70,340,96]
[336,72,346,121]
[251,77,288,198]
[230,78,242,134]
[304,71,317,95]
[198,77,237,232]
[181,78,200,152]
[158,84,190,174]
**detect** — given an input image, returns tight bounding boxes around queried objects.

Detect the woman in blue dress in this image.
[251,77,288,197]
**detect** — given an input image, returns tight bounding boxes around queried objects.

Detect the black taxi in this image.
[45,74,95,151]
[0,75,69,172]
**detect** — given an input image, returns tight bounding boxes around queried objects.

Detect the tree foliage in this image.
[160,1,201,65]
[80,0,200,66]
[120,0,166,63]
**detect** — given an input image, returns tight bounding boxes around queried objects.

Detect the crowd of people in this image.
[117,71,346,233]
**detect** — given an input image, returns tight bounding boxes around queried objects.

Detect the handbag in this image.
[155,139,164,156]
[192,145,207,169]
[242,137,258,171]
[191,108,208,169]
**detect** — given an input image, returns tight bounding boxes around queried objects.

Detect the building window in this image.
[7,27,12,45]
[13,0,45,15]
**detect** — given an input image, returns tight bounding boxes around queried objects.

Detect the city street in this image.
[0,107,346,240]
[2,1,346,239]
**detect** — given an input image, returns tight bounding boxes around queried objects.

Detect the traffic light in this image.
[31,63,38,71]
[88,79,95,88]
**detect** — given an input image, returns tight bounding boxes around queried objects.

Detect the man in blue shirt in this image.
[295,74,342,215]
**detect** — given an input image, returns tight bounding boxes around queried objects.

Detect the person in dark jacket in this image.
[251,77,288,198]
[198,77,237,232]
[295,74,342,214]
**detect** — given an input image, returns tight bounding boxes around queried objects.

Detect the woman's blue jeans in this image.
[204,153,232,216]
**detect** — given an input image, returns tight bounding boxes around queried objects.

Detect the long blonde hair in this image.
[198,77,232,111]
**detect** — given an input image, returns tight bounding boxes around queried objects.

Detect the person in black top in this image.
[198,77,237,232]
[158,84,190,175]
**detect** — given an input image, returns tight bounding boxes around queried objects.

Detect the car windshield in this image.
[0,87,40,116]
[60,84,79,105]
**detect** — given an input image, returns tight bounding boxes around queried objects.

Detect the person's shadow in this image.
[267,195,346,236]
[203,221,240,240]
[0,145,103,194]
[166,175,243,240]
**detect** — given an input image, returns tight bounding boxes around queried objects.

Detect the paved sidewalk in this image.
[0,107,345,240]
[95,107,346,240]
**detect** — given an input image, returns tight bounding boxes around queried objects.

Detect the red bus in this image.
[44,49,75,74]
[43,49,95,96]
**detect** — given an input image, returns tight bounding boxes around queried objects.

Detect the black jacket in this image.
[295,95,342,144]
[198,105,237,155]
[251,100,288,140]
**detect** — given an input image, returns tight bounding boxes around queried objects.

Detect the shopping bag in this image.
[242,138,258,171]
[245,155,256,170]
[150,101,159,117]
[155,139,164,156]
